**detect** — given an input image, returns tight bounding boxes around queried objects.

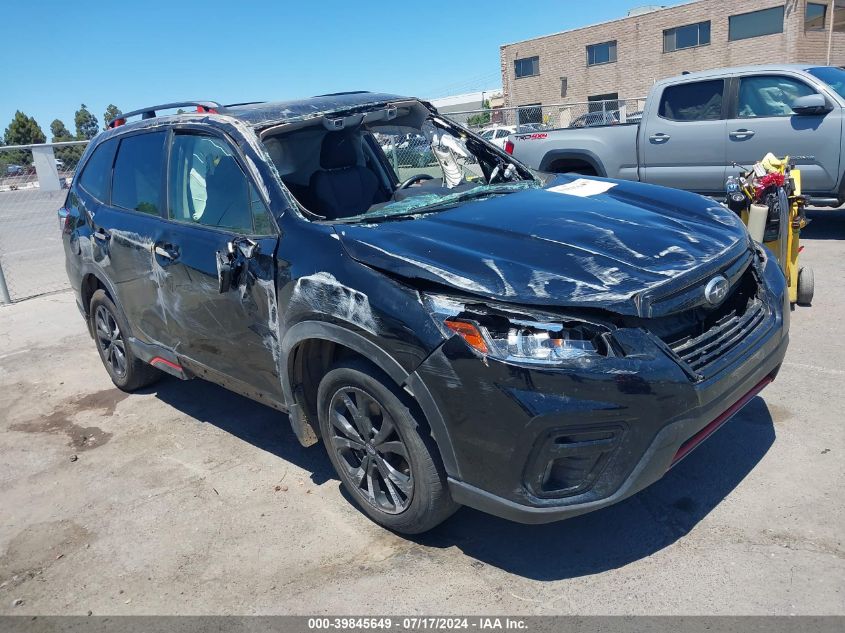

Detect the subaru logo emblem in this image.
[704,275,729,305]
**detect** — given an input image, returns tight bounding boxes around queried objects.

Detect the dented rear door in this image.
[93,131,172,348]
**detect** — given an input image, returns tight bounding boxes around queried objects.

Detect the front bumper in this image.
[411,256,789,524]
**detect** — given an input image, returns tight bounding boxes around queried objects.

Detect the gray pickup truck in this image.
[508,64,845,206]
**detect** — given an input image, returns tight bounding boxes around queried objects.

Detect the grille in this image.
[669,297,766,374]
[638,260,771,379]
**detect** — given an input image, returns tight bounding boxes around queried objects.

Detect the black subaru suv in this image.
[60,93,789,534]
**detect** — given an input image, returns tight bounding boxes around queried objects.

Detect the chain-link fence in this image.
[0,141,87,303]
[372,132,487,184]
[447,98,647,134]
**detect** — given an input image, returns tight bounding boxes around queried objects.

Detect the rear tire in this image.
[797,266,814,306]
[89,289,161,391]
[317,359,458,534]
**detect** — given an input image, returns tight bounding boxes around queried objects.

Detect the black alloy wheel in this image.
[94,304,127,378]
[327,386,413,514]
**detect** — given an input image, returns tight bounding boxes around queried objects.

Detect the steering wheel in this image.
[398,174,434,189]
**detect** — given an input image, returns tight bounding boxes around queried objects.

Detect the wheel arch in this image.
[539,149,606,176]
[79,267,128,336]
[280,321,460,478]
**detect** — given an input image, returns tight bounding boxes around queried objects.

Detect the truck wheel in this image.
[797,266,814,306]
[317,359,458,534]
[89,289,161,391]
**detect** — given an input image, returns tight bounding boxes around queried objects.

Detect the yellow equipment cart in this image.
[727,154,813,306]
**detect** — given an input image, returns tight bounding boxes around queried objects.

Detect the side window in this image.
[78,138,118,202]
[738,75,818,118]
[168,133,272,234]
[111,132,166,215]
[658,80,724,122]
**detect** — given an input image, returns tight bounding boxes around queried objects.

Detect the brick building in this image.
[500,0,845,109]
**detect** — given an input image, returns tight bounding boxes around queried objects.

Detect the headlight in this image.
[424,295,606,364]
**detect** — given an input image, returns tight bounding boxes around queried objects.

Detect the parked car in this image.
[516,122,547,133]
[478,124,516,149]
[6,164,24,176]
[55,158,65,170]
[508,64,845,206]
[60,94,788,534]
[569,111,621,128]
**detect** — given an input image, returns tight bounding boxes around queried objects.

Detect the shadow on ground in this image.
[142,375,335,485]
[417,397,775,580]
[804,209,845,240]
[144,375,774,581]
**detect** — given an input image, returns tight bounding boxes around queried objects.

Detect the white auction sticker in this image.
[547,178,617,197]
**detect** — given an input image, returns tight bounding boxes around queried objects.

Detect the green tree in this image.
[51,118,83,169]
[74,104,99,140]
[103,104,121,130]
[50,119,74,142]
[4,110,46,145]
[466,99,492,128]
[3,111,46,165]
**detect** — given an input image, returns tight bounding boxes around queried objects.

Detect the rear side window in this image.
[78,138,118,202]
[112,132,166,215]
[658,80,724,122]
[168,133,272,234]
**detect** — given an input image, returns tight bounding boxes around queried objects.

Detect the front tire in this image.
[317,359,458,534]
[89,289,161,391]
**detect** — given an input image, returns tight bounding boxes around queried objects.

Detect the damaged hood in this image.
[336,178,749,315]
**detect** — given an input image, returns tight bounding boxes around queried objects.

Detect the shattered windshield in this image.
[334,181,539,223]
[261,100,538,223]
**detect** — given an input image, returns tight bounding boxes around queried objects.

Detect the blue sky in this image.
[1,0,689,137]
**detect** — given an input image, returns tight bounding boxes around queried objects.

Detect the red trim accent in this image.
[196,106,218,114]
[671,374,774,467]
[112,118,126,128]
[150,356,182,371]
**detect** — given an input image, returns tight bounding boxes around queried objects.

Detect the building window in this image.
[806,2,827,30]
[664,21,711,52]
[587,41,617,66]
[518,104,542,125]
[588,93,620,112]
[658,80,724,122]
[836,0,845,32]
[729,6,785,41]
[514,56,539,79]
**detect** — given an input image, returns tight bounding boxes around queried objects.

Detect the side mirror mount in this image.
[216,238,259,293]
[216,251,234,294]
[792,94,832,116]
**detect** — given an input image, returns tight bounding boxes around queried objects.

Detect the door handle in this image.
[729,129,755,140]
[93,228,110,241]
[649,133,670,142]
[154,244,179,261]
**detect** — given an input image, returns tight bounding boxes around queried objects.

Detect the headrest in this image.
[206,158,244,193]
[264,137,297,176]
[320,131,358,170]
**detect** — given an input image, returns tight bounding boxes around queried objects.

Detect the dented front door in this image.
[155,129,283,401]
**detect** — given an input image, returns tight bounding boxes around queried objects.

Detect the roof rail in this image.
[223,101,266,108]
[107,101,223,128]
[312,91,371,98]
